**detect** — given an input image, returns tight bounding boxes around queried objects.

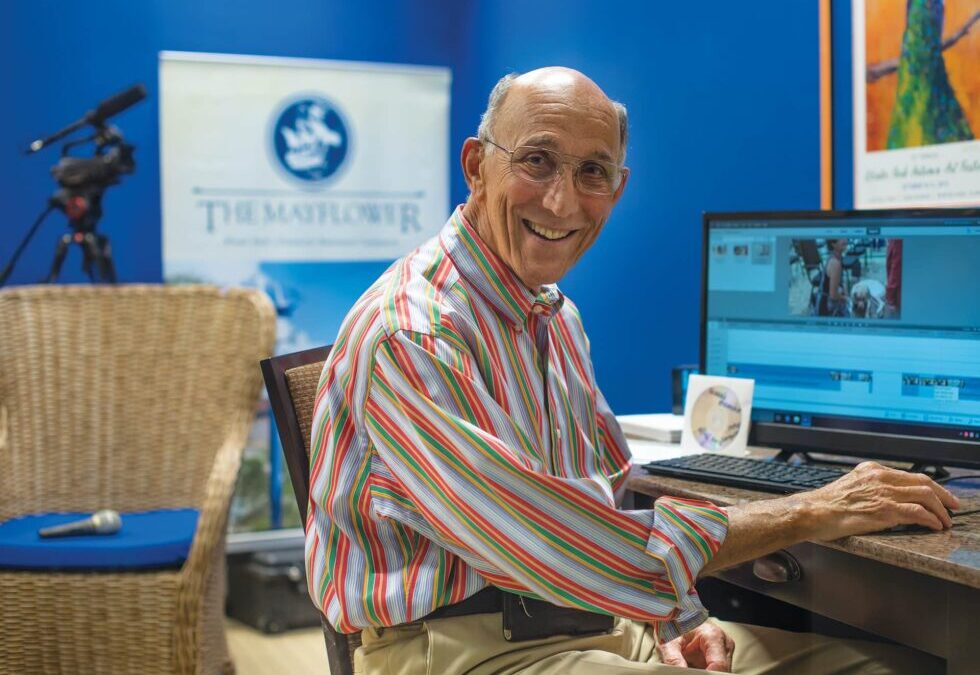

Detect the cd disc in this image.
[689,385,743,451]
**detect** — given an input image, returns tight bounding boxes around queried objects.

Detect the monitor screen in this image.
[701,209,980,469]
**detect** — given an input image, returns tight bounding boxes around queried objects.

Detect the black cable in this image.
[0,205,55,287]
[937,474,980,485]
[933,476,980,518]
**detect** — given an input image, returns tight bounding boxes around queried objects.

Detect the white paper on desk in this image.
[617,413,684,442]
[627,439,703,465]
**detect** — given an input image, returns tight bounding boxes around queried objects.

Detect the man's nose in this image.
[541,167,578,218]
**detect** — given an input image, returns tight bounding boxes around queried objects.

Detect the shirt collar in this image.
[440,206,564,327]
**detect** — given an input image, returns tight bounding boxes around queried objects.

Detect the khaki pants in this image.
[354,612,942,674]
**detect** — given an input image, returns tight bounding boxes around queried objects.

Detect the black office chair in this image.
[260,345,360,675]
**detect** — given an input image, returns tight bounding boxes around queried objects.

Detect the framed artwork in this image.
[822,0,980,209]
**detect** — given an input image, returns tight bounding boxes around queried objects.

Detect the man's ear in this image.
[609,167,630,206]
[461,137,485,196]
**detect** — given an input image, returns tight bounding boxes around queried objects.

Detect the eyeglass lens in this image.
[509,146,619,195]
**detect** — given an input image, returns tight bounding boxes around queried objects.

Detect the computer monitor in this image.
[701,209,980,470]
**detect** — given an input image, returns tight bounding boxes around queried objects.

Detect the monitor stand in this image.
[771,449,951,480]
[771,449,810,464]
[907,463,951,480]
[771,449,852,466]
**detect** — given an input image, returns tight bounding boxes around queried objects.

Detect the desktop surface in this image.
[629,460,980,589]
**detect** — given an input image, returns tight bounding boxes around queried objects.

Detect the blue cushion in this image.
[0,509,199,570]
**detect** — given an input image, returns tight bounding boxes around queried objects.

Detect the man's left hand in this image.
[657,620,735,672]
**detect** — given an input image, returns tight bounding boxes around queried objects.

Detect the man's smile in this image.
[522,218,575,241]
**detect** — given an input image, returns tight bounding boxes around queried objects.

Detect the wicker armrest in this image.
[183,431,249,573]
[174,430,248,672]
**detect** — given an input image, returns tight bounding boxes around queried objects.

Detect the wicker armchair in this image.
[0,285,276,675]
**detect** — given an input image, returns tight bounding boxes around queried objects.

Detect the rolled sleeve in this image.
[645,496,729,640]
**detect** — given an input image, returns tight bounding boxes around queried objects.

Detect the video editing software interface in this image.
[704,212,980,449]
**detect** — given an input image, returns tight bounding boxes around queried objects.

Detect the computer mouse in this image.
[885,508,956,533]
[885,523,940,534]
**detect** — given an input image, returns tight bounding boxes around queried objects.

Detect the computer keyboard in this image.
[642,453,849,493]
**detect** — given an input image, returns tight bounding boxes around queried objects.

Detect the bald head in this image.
[477,68,628,163]
[516,67,607,98]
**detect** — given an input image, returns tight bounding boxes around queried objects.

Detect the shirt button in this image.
[556,429,562,440]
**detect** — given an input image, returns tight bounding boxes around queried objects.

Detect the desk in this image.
[628,466,980,675]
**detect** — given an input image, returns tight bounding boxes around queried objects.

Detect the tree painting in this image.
[865,0,979,151]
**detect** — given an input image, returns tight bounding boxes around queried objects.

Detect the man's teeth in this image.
[524,220,571,240]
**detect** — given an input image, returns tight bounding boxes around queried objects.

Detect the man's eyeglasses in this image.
[482,139,626,197]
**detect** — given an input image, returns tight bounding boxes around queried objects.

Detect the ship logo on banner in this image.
[272,95,350,183]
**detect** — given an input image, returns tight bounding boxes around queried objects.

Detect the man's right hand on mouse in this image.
[800,462,960,540]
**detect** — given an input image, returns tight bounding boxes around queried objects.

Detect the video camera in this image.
[49,126,136,235]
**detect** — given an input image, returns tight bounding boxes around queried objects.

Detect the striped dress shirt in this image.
[306,207,728,641]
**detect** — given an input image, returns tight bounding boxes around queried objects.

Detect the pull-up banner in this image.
[160,51,451,266]
[159,52,450,533]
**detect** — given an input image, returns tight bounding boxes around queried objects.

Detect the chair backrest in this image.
[793,239,826,288]
[0,284,276,520]
[260,345,360,675]
[260,345,331,522]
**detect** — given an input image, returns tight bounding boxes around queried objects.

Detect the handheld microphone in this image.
[38,510,122,538]
[27,84,147,154]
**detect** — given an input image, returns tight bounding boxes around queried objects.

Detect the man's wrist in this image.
[704,495,812,576]
[783,492,826,542]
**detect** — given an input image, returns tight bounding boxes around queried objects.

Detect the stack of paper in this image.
[616,413,684,443]
[625,438,700,465]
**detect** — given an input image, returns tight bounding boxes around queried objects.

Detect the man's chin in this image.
[512,256,573,291]
[517,271,562,292]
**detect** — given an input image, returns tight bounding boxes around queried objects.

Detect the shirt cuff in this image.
[653,589,712,643]
[645,496,729,615]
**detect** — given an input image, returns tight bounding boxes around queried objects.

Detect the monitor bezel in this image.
[700,208,980,469]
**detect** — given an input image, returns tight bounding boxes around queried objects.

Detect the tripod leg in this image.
[45,234,73,283]
[79,234,97,282]
[95,234,117,283]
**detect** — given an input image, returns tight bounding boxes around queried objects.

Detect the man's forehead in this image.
[507,72,615,120]
[496,77,619,156]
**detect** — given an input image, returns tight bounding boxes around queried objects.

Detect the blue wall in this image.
[1,0,826,414]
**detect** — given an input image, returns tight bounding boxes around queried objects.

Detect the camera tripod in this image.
[0,84,143,288]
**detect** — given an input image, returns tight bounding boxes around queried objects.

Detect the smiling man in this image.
[461,68,627,292]
[306,68,951,674]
